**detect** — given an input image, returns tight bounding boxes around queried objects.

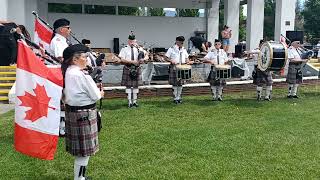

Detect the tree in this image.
[118,6,140,16]
[295,0,304,31]
[239,5,246,41]
[264,0,276,40]
[177,9,200,17]
[150,8,165,16]
[302,0,320,44]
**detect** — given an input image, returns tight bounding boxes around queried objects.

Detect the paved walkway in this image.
[0,104,14,115]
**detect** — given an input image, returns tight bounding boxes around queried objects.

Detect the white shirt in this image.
[63,65,101,106]
[165,45,189,64]
[50,33,69,58]
[119,45,139,61]
[204,48,228,65]
[250,49,261,65]
[288,46,301,62]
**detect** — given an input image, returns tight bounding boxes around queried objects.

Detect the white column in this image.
[246,0,264,50]
[224,0,240,53]
[207,0,220,43]
[7,0,26,24]
[274,0,296,41]
[0,0,8,20]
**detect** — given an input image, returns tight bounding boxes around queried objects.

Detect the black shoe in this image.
[178,99,182,104]
[217,97,222,101]
[133,102,139,107]
[264,97,272,101]
[257,95,262,101]
[128,103,133,108]
[287,95,292,99]
[292,95,299,99]
[173,100,179,104]
[212,98,217,101]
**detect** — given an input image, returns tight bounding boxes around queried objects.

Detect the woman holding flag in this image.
[62,44,104,180]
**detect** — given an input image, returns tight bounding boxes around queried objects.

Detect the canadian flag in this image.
[34,17,53,53]
[14,40,63,160]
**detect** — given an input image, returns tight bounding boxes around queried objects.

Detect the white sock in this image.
[74,156,90,180]
[126,88,132,104]
[173,86,178,100]
[256,86,263,97]
[288,84,294,96]
[59,115,65,135]
[292,84,299,96]
[132,88,139,103]
[265,86,272,98]
[211,86,217,99]
[218,86,223,98]
[177,86,183,100]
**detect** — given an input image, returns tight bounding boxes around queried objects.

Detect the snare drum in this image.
[215,65,231,79]
[176,64,192,80]
[259,41,288,71]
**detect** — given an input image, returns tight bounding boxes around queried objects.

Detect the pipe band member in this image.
[286,39,307,98]
[62,44,104,180]
[245,40,273,101]
[119,32,143,108]
[165,36,192,104]
[50,18,72,136]
[204,39,229,101]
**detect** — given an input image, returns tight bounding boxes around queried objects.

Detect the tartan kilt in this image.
[253,67,273,86]
[168,64,187,86]
[65,109,99,157]
[286,63,303,84]
[121,66,142,88]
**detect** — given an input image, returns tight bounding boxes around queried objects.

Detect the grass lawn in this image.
[1,85,320,179]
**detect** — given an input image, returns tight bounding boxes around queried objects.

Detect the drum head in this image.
[259,43,272,71]
[215,64,231,70]
[176,64,192,70]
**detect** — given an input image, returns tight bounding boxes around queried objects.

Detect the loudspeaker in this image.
[235,43,246,58]
[286,31,304,44]
[113,38,119,54]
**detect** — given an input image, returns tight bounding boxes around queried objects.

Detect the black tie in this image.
[217,50,220,65]
[131,47,134,60]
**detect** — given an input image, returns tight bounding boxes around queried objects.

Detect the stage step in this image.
[0,72,16,76]
[0,66,16,69]
[0,77,16,81]
[0,96,9,101]
[0,83,14,87]
[0,89,10,94]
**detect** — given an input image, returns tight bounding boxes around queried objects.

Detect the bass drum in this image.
[258,41,288,71]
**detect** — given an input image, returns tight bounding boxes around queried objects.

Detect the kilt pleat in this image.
[121,66,142,88]
[253,67,273,86]
[286,63,303,84]
[65,109,99,157]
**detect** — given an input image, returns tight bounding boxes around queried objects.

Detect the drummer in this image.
[286,39,308,98]
[204,39,229,101]
[244,40,273,101]
[165,36,192,104]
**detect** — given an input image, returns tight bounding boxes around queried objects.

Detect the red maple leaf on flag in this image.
[17,84,56,122]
